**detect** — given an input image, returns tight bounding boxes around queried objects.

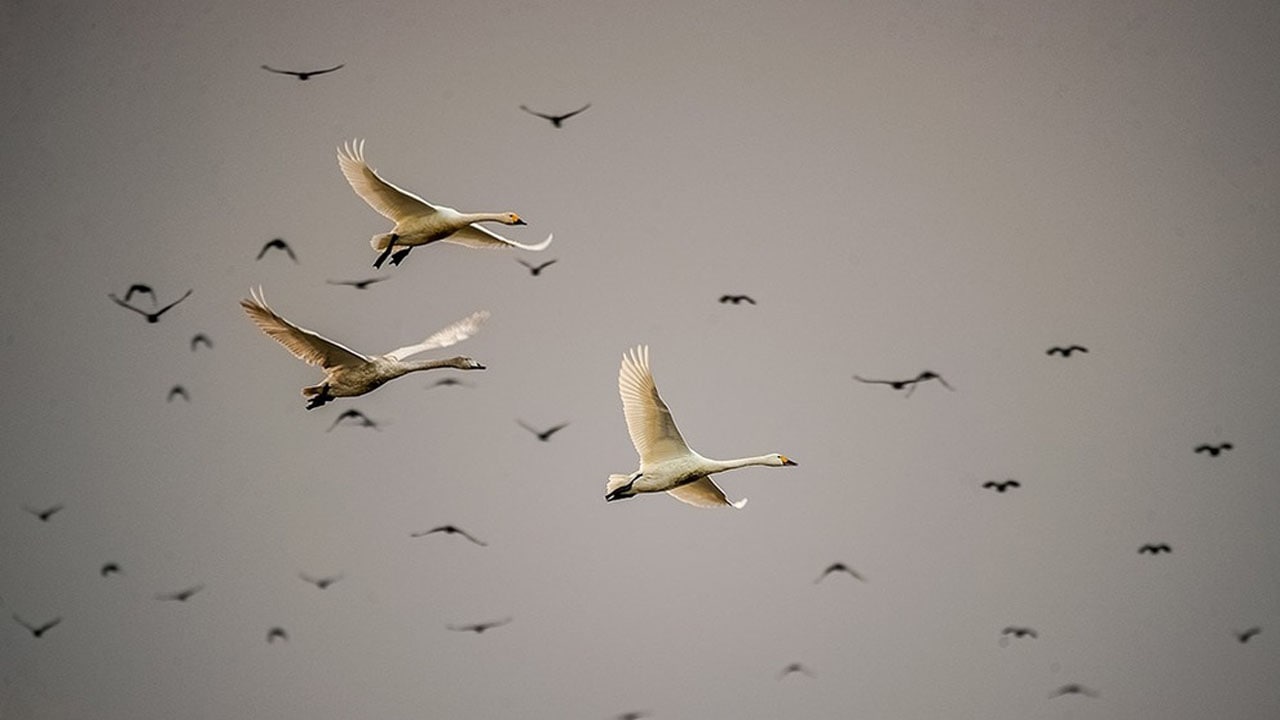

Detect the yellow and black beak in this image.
[782,456,798,466]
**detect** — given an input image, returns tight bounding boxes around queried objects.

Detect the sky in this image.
[2,0,1278,718]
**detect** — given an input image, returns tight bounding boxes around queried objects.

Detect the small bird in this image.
[261,63,344,80]
[167,385,189,402]
[1046,345,1088,357]
[1195,442,1233,457]
[266,627,289,643]
[100,562,122,577]
[615,713,648,720]
[815,562,865,583]
[24,503,64,522]
[981,479,1021,493]
[517,420,570,442]
[256,237,297,262]
[519,103,591,128]
[156,584,204,602]
[427,377,471,389]
[109,288,192,323]
[1001,626,1038,639]
[718,294,756,305]
[326,408,379,432]
[1138,543,1172,554]
[517,259,558,276]
[1050,684,1099,699]
[1234,627,1261,643]
[299,572,343,590]
[853,370,954,397]
[190,333,213,351]
[778,662,816,679]
[12,614,61,638]
[410,525,487,546]
[327,277,389,290]
[124,283,156,305]
[447,617,512,634]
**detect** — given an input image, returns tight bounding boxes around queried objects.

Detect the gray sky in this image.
[2,0,1278,718]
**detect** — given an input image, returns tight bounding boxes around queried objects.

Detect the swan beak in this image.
[513,218,528,226]
[782,456,798,466]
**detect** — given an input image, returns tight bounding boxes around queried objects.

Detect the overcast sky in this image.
[2,0,1278,718]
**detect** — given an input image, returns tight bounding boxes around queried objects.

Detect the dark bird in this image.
[447,617,512,634]
[167,385,189,402]
[156,583,204,602]
[1234,627,1261,643]
[298,572,343,590]
[124,283,156,305]
[519,102,591,128]
[256,237,297,262]
[815,562,865,583]
[1138,543,1172,554]
[261,63,344,81]
[1050,684,1099,699]
[1195,442,1233,457]
[982,479,1021,493]
[718,294,756,305]
[427,377,472,389]
[327,277,389,290]
[266,626,289,643]
[853,370,954,397]
[12,614,61,638]
[1046,345,1088,357]
[410,525,487,546]
[108,288,192,323]
[518,419,569,442]
[190,333,213,351]
[100,562,122,577]
[518,258,558,276]
[778,662,817,679]
[615,713,648,720]
[326,408,379,432]
[1001,626,1038,639]
[24,503,64,522]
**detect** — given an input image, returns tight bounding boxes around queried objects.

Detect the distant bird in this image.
[23,503,63,522]
[266,627,289,643]
[256,237,297,262]
[447,617,512,634]
[519,103,591,128]
[100,562,122,577]
[778,662,816,679]
[718,294,756,305]
[427,377,471,389]
[240,287,487,409]
[981,479,1021,493]
[167,385,189,402]
[108,288,192,323]
[1234,627,1261,643]
[853,370,954,397]
[298,572,343,590]
[326,408,379,432]
[1195,442,1233,457]
[12,614,61,638]
[815,562,865,583]
[260,63,344,80]
[410,525,487,546]
[606,345,797,508]
[190,333,213,351]
[615,713,648,720]
[1050,684,1099,699]
[517,420,570,442]
[1138,543,1172,554]
[1001,626,1038,639]
[124,283,156,305]
[1046,345,1088,357]
[327,277,389,290]
[517,258,558,276]
[155,584,204,602]
[337,139,553,268]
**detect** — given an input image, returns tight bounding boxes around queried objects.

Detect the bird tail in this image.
[606,474,631,495]
[302,384,325,397]
[370,233,395,251]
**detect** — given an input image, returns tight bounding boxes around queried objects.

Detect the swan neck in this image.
[404,357,461,372]
[707,455,777,472]
[461,212,510,224]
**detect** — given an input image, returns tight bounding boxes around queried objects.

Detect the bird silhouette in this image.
[718,294,756,305]
[1001,626,1038,638]
[1234,627,1261,643]
[615,713,648,720]
[167,385,189,402]
[100,562,122,577]
[778,662,817,679]
[12,614,61,638]
[1046,345,1088,357]
[266,627,289,643]
[517,420,569,442]
[815,562,865,583]
[1138,543,1172,554]
[1050,684,1098,699]
[326,408,379,432]
[410,525,487,546]
[327,277,389,290]
[517,259,558,276]
[298,572,343,589]
[124,283,156,305]
[109,288,192,323]
[24,503,63,522]
[981,479,1021,493]
[1195,442,1233,457]
[156,584,204,602]
[260,63,344,80]
[256,237,297,262]
[190,333,213,351]
[427,377,471,389]
[853,370,954,397]
[448,617,512,634]
[519,103,591,127]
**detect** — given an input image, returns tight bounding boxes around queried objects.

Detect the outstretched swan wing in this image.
[241,288,369,369]
[384,310,489,361]
[618,345,692,464]
[337,139,437,222]
[445,224,554,251]
[667,477,747,509]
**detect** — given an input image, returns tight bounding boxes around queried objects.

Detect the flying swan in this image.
[605,345,796,508]
[337,139,553,268]
[240,288,488,409]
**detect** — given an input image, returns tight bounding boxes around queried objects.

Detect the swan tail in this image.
[606,474,631,494]
[301,384,324,397]
[370,233,395,251]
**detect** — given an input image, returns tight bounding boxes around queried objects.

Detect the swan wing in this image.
[384,310,489,361]
[618,345,692,463]
[667,477,747,509]
[337,139,437,222]
[444,224,554,251]
[240,288,369,369]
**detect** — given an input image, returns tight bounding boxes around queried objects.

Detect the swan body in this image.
[240,288,488,408]
[606,345,796,508]
[336,139,552,267]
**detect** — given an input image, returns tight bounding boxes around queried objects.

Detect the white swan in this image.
[240,288,488,409]
[605,345,796,508]
[337,139,553,268]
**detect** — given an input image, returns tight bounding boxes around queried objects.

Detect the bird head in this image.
[450,357,485,370]
[505,213,527,226]
[773,454,798,467]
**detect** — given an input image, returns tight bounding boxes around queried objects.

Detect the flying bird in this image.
[1046,345,1088,357]
[1138,543,1172,554]
[240,287,487,409]
[100,562,122,577]
[299,572,343,589]
[155,584,204,602]
[517,420,570,442]
[12,614,61,638]
[260,63,344,80]
[190,333,213,351]
[327,277,389,290]
[981,479,1021,493]
[614,713,648,720]
[1195,442,1233,457]
[124,283,156,305]
[853,370,954,397]
[718,294,756,305]
[427,377,471,389]
[447,617,512,634]
[519,102,591,127]
[326,408,379,432]
[606,345,797,508]
[815,562,865,583]
[108,288,192,323]
[1234,627,1261,643]
[337,139,553,268]
[266,627,289,643]
[256,237,297,262]
[1050,684,1099,699]
[24,503,63,522]
[167,385,189,402]
[410,525,487,546]
[778,662,816,679]
[517,258,558,276]
[1001,626,1038,639]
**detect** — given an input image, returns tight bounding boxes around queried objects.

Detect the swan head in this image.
[448,356,486,370]
[773,454,798,467]
[503,213,527,226]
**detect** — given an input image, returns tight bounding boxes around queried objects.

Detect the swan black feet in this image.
[389,247,413,266]
[372,234,400,269]
[305,385,334,410]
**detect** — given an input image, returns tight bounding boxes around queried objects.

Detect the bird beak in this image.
[782,457,798,466]
[513,218,527,226]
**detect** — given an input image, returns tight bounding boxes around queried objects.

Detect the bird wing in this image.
[666,476,747,509]
[618,345,693,464]
[310,63,344,75]
[240,288,369,369]
[108,294,150,317]
[383,310,489,361]
[444,224,553,251]
[561,103,592,119]
[154,289,193,315]
[337,139,437,222]
[519,105,555,121]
